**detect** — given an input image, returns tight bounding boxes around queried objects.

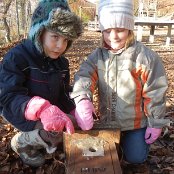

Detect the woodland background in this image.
[0,0,174,45]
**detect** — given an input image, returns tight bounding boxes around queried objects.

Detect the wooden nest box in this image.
[64,129,122,174]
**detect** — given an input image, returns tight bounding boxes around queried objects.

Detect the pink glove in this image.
[145,127,162,144]
[25,96,74,134]
[75,99,95,130]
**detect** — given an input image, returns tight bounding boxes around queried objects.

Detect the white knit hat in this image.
[98,0,134,31]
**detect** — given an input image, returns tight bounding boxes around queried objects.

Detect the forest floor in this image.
[0,29,174,174]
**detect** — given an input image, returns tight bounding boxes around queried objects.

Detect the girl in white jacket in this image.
[71,0,170,172]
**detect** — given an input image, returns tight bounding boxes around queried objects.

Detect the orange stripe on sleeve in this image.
[131,67,142,129]
[140,67,151,116]
[131,65,150,128]
[90,70,98,94]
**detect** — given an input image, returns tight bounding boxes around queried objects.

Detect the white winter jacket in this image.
[71,41,169,131]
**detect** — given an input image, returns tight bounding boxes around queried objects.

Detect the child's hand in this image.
[75,99,95,130]
[145,127,162,144]
[39,105,74,134]
[25,96,74,134]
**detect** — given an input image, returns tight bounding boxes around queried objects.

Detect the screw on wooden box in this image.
[63,129,122,174]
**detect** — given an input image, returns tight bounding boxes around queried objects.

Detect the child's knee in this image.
[124,155,147,164]
[123,146,149,164]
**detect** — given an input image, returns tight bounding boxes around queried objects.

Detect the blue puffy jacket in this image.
[0,39,75,131]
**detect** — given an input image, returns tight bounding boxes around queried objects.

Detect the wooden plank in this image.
[64,129,122,174]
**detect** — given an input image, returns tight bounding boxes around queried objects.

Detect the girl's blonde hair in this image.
[101,30,135,49]
[125,30,135,49]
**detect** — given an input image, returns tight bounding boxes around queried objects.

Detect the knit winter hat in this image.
[28,0,83,53]
[98,0,134,31]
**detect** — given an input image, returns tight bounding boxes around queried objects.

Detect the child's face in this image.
[103,28,129,51]
[41,30,68,59]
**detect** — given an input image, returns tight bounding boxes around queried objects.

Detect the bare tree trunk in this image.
[20,0,26,29]
[2,0,13,43]
[25,0,32,38]
[2,16,11,43]
[20,0,27,38]
[15,0,20,39]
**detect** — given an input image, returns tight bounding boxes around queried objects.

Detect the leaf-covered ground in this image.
[0,30,174,174]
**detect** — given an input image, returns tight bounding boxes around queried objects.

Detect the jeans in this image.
[121,128,149,164]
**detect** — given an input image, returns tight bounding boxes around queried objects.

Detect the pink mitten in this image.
[25,96,74,134]
[75,99,95,130]
[145,127,162,144]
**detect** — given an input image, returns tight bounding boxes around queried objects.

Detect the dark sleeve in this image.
[58,57,75,113]
[0,51,36,131]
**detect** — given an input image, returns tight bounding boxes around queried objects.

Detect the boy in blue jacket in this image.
[0,0,82,167]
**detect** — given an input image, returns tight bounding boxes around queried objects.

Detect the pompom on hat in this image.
[28,0,83,53]
[98,0,134,32]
